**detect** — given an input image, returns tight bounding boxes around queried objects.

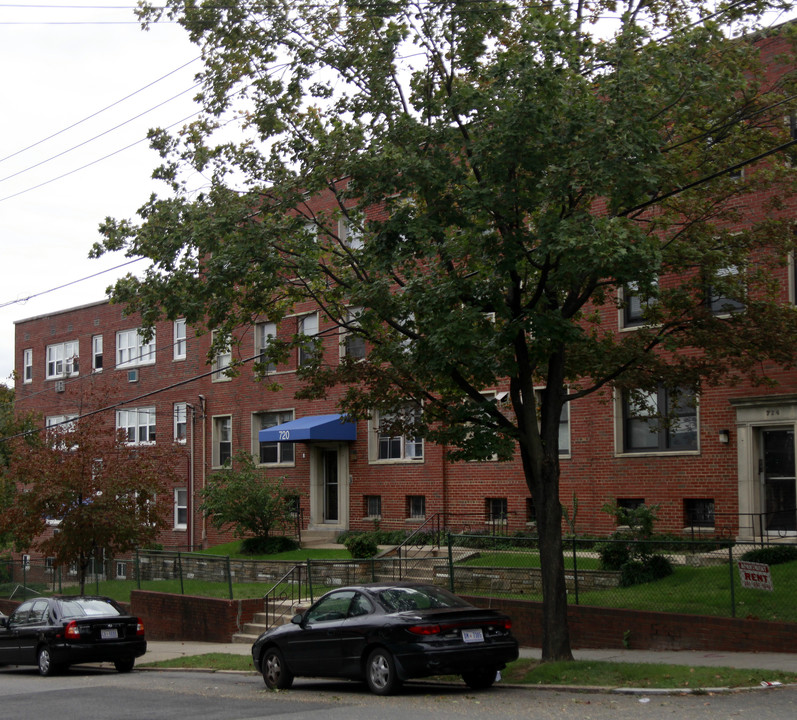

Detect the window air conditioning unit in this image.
[127,369,139,383]
[55,380,65,393]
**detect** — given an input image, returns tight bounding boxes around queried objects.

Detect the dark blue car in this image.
[251,582,518,695]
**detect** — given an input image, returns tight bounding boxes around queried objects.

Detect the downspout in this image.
[199,394,207,545]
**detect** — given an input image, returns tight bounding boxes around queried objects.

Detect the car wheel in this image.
[365,648,402,696]
[114,658,135,673]
[37,646,59,677]
[462,667,497,690]
[262,647,294,690]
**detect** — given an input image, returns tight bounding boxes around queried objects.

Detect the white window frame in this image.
[174,488,188,530]
[213,415,232,467]
[253,410,295,465]
[298,313,319,367]
[92,335,103,373]
[212,330,232,381]
[46,340,79,379]
[174,402,187,443]
[340,307,366,360]
[255,321,277,373]
[338,217,364,250]
[116,407,156,445]
[370,406,424,463]
[116,328,156,368]
[174,319,187,360]
[23,348,32,383]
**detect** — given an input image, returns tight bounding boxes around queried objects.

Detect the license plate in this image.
[462,628,484,643]
[101,628,118,640]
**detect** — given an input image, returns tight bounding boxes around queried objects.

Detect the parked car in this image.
[0,595,146,676]
[251,582,519,695]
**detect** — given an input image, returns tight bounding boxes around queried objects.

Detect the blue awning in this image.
[258,413,357,443]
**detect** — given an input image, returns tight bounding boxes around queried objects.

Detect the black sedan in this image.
[0,595,146,676]
[251,582,519,695]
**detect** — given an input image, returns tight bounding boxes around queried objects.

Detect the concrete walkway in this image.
[143,640,797,673]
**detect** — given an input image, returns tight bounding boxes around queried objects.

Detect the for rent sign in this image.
[738,561,773,591]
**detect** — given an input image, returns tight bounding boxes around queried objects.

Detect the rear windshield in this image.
[58,599,122,619]
[377,586,472,612]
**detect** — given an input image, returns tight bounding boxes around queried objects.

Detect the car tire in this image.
[365,648,402,696]
[462,667,497,690]
[114,658,135,673]
[262,647,294,690]
[37,646,59,677]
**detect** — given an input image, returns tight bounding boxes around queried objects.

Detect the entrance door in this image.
[322,448,339,523]
[761,429,796,533]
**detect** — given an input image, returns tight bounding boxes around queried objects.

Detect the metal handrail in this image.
[262,563,306,630]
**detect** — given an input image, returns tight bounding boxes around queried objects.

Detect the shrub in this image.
[597,539,632,571]
[740,545,797,566]
[619,554,673,587]
[343,534,379,558]
[241,535,299,555]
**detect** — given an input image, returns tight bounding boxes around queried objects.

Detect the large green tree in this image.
[94,1,797,660]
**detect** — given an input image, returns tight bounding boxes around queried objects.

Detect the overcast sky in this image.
[0,2,200,386]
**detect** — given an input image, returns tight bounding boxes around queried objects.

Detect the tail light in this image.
[499,618,512,630]
[135,618,145,636]
[408,624,441,635]
[64,621,81,639]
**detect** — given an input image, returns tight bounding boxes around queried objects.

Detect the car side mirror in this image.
[291,614,304,626]
[0,616,8,629]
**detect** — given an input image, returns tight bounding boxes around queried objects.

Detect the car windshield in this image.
[58,599,122,618]
[377,586,472,612]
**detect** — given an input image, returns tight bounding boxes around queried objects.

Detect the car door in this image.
[16,599,51,664]
[0,600,35,665]
[281,590,356,677]
[338,591,376,676]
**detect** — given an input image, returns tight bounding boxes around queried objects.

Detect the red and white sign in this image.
[738,561,773,591]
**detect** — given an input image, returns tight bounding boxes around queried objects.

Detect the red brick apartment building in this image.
[12,34,797,553]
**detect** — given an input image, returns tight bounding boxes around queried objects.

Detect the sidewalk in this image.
[143,640,797,673]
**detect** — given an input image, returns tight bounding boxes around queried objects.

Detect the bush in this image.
[597,540,632,571]
[619,554,673,587]
[343,534,379,558]
[740,545,797,566]
[241,536,300,555]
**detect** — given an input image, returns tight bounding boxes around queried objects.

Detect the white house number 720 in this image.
[279,430,291,440]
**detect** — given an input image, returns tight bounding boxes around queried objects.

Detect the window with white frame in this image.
[341,307,366,360]
[92,335,103,372]
[365,495,382,519]
[622,278,658,327]
[174,488,188,529]
[45,414,77,439]
[174,402,187,443]
[253,410,295,464]
[298,313,319,367]
[174,319,187,360]
[373,405,423,462]
[46,340,79,379]
[621,385,697,453]
[338,217,364,250]
[533,390,571,456]
[116,328,156,368]
[23,348,32,383]
[255,321,277,373]
[116,407,156,445]
[213,415,232,466]
[707,265,745,315]
[212,330,232,381]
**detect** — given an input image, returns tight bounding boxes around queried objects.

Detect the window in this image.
[255,321,277,373]
[23,348,32,383]
[707,265,744,314]
[298,313,318,367]
[622,385,697,453]
[174,402,187,443]
[174,319,186,360]
[92,335,103,372]
[116,407,156,445]
[339,217,364,250]
[365,495,382,519]
[617,498,644,511]
[685,498,714,528]
[46,414,77,449]
[407,495,426,520]
[116,562,127,580]
[213,416,232,466]
[46,340,79,379]
[534,390,571,456]
[45,414,77,431]
[253,410,295,464]
[116,329,156,368]
[623,278,658,327]
[486,497,508,523]
[174,488,188,529]
[212,331,232,381]
[341,307,366,360]
[374,406,423,461]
